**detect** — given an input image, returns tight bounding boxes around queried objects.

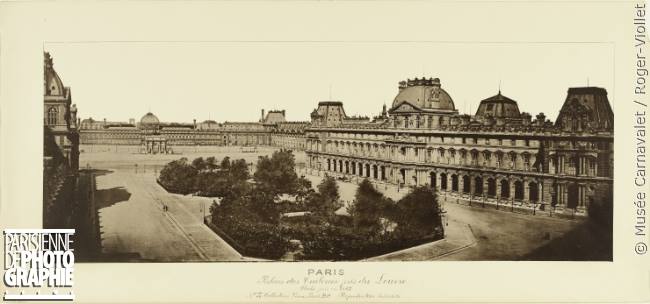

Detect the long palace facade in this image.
[79,109,310,153]
[304,78,614,215]
[75,72,613,215]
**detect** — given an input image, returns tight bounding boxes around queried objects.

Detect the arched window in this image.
[451,174,459,192]
[500,180,510,198]
[47,107,58,125]
[487,178,497,197]
[529,182,539,202]
[514,181,524,200]
[440,173,448,190]
[462,176,471,194]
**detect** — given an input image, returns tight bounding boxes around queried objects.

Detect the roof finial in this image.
[498,80,501,94]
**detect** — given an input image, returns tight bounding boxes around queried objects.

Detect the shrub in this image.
[348,179,395,232]
[210,201,289,259]
[305,175,342,216]
[158,158,197,194]
[254,150,300,196]
[394,186,441,236]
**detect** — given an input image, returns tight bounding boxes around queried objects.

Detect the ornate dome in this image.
[140,112,160,129]
[475,91,521,118]
[44,52,66,97]
[391,77,456,111]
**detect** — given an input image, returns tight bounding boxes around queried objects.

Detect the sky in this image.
[45,42,614,124]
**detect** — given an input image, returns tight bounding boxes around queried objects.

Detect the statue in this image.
[70,104,78,127]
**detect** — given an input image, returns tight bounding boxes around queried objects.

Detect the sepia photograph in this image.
[42,42,614,263]
[4,0,649,303]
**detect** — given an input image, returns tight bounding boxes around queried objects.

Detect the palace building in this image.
[43,52,81,228]
[303,78,614,215]
[73,72,613,215]
[44,52,80,171]
[79,109,310,152]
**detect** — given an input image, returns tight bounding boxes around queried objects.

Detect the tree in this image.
[306,175,342,216]
[317,175,339,203]
[158,158,198,194]
[348,179,393,232]
[229,158,250,182]
[295,176,315,204]
[194,171,217,195]
[246,188,281,223]
[220,156,231,170]
[254,150,299,196]
[205,156,219,171]
[394,186,441,235]
[192,157,207,172]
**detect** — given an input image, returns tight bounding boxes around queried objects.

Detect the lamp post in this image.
[532,199,536,215]
[469,190,473,207]
[202,201,207,224]
[438,199,448,237]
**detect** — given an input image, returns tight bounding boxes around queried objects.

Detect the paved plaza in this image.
[80,147,282,262]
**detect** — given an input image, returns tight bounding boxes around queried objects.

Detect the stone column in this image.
[558,184,566,207]
[496,179,502,200]
[468,176,475,196]
[524,181,530,203]
[483,177,489,198]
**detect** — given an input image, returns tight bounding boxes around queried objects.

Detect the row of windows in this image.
[316,133,535,147]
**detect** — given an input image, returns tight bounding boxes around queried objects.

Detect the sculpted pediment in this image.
[389,101,423,113]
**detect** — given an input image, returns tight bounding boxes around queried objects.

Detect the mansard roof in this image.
[475,91,521,118]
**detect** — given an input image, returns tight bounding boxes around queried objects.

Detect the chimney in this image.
[193,119,197,129]
[398,81,407,92]
[261,109,265,121]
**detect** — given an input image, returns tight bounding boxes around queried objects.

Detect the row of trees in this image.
[158,156,249,197]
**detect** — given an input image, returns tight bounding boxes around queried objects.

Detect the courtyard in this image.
[80,146,593,262]
[79,146,283,262]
